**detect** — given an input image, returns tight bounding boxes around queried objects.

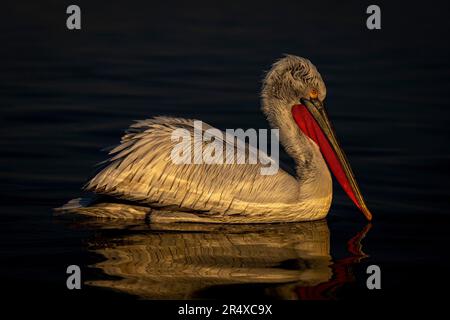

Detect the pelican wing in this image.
[85,116,298,215]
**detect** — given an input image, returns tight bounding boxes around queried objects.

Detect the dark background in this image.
[1,0,450,310]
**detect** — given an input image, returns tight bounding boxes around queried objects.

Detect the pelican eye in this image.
[309,89,318,99]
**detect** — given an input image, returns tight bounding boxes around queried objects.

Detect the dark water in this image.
[1,0,450,304]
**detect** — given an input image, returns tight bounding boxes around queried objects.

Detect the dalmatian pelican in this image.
[60,55,372,223]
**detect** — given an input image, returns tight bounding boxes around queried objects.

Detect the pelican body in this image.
[63,55,372,223]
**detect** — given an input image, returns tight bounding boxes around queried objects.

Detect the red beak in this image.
[292,100,372,220]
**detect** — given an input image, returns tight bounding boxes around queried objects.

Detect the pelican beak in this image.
[292,98,372,220]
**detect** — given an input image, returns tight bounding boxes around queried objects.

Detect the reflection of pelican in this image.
[80,219,370,300]
[87,221,331,299]
[60,55,372,223]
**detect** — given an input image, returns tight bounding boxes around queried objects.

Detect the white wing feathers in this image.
[85,117,298,215]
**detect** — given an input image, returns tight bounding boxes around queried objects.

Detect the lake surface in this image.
[1,0,450,303]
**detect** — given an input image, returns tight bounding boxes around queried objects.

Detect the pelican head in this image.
[261,55,372,221]
[261,55,327,107]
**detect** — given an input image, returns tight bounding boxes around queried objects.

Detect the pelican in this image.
[61,55,372,223]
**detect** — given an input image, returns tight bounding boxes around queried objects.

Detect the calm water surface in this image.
[1,1,450,302]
